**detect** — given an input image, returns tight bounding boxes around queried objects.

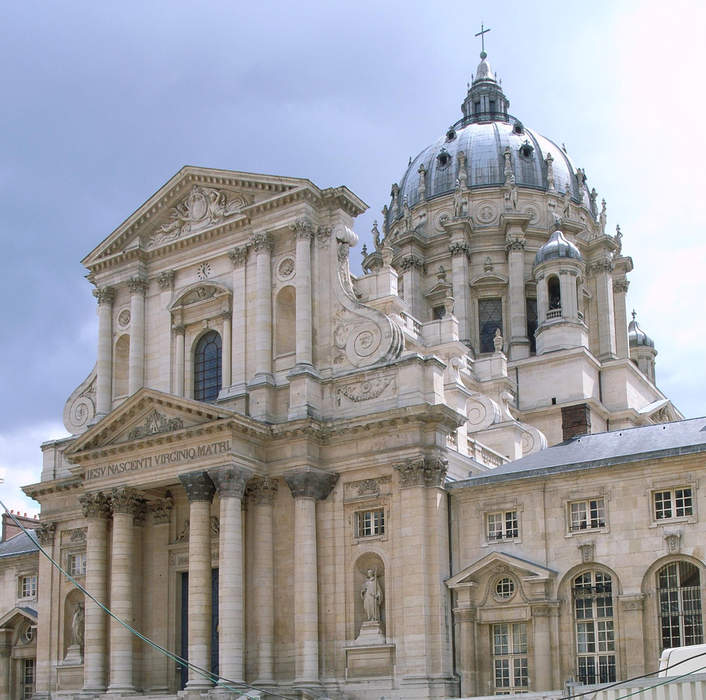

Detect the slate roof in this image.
[0,529,39,558]
[449,417,706,488]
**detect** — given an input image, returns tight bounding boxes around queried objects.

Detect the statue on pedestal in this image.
[361,569,383,622]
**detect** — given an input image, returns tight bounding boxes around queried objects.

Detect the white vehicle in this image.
[658,644,706,677]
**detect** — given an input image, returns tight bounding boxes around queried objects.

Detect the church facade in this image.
[11,50,703,700]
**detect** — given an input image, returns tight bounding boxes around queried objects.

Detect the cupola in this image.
[629,310,657,382]
[532,221,587,355]
[461,51,510,123]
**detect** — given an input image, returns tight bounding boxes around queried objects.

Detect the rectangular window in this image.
[18,574,37,598]
[479,298,503,354]
[356,509,385,538]
[654,488,693,520]
[68,553,87,577]
[493,623,528,694]
[487,511,519,541]
[569,498,606,532]
[22,659,35,700]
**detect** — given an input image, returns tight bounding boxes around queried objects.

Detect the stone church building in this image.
[5,50,703,700]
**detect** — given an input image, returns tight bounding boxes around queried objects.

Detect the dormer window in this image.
[437,149,451,168]
[519,140,534,157]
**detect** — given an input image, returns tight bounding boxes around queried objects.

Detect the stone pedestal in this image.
[354,621,386,646]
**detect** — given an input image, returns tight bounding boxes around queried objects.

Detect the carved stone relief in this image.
[343,476,392,502]
[147,185,249,248]
[125,409,184,442]
[336,375,396,406]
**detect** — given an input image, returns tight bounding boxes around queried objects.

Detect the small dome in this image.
[534,228,582,266]
[629,311,655,348]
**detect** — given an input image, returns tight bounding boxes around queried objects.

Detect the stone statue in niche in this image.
[493,328,504,353]
[71,601,85,647]
[361,568,383,622]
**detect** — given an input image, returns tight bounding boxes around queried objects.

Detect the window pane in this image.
[194,331,222,402]
[479,298,503,353]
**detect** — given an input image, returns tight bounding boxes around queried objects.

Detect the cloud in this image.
[0,422,69,516]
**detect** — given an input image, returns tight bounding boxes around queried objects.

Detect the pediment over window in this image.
[470,272,509,287]
[446,551,556,590]
[65,388,239,459]
[0,606,37,628]
[169,282,232,328]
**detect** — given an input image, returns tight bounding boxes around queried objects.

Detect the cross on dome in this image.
[475,23,491,59]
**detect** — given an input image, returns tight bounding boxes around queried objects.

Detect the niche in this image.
[113,334,130,398]
[275,286,296,356]
[354,551,386,642]
[62,589,84,664]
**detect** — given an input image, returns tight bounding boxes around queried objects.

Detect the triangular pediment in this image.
[0,606,37,628]
[66,388,237,457]
[446,551,556,589]
[81,166,321,268]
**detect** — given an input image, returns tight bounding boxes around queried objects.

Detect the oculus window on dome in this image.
[194,330,222,402]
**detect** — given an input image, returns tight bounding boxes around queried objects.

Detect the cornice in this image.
[22,476,83,500]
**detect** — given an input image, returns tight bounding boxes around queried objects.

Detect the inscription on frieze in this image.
[84,440,231,482]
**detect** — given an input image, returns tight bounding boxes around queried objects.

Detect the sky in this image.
[1,1,704,515]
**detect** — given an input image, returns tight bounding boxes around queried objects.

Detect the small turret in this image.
[533,221,587,354]
[629,310,657,382]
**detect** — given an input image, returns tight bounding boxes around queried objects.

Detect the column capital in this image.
[588,257,614,275]
[127,276,148,295]
[157,270,175,290]
[613,278,630,293]
[246,476,279,505]
[284,468,338,501]
[251,231,273,253]
[292,218,314,240]
[399,254,424,271]
[208,464,252,499]
[228,244,250,267]
[35,521,56,546]
[179,471,216,502]
[92,286,115,305]
[110,487,144,516]
[448,241,471,259]
[394,455,448,488]
[149,492,174,525]
[80,491,111,519]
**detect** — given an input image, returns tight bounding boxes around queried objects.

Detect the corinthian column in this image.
[228,245,249,392]
[128,277,147,395]
[32,522,56,700]
[591,258,617,359]
[93,286,115,417]
[252,232,273,378]
[293,219,313,367]
[506,237,529,359]
[178,471,216,690]
[79,492,111,694]
[247,477,278,683]
[108,487,143,694]
[448,240,471,343]
[284,469,339,685]
[207,465,252,686]
[394,456,450,681]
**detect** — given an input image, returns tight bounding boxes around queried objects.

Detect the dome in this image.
[628,311,655,348]
[387,52,593,226]
[534,228,582,265]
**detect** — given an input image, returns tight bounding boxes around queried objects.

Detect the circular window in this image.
[437,148,451,168]
[21,623,34,644]
[446,128,457,142]
[495,577,515,600]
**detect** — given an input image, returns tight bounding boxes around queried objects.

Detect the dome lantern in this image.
[628,310,658,382]
[461,51,510,124]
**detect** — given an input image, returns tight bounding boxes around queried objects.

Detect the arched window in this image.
[573,571,616,684]
[193,331,222,402]
[548,275,561,311]
[657,561,703,649]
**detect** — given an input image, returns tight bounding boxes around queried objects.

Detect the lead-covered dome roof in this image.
[629,311,655,349]
[389,53,593,218]
[534,228,582,265]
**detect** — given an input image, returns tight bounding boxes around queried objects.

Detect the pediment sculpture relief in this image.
[147,185,248,248]
[125,409,184,442]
